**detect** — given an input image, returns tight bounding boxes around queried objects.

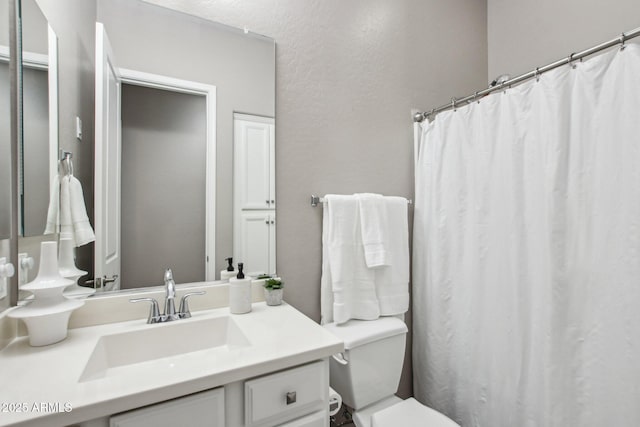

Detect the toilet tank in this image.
[323,317,408,410]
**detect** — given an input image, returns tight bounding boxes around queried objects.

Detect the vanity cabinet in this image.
[109,388,225,427]
[77,360,329,427]
[244,360,328,427]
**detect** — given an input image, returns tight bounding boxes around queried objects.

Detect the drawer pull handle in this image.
[286,391,297,405]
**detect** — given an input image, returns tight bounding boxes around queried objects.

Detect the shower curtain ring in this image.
[568,53,577,69]
[619,33,627,51]
[534,67,541,82]
[474,91,480,103]
[451,97,457,112]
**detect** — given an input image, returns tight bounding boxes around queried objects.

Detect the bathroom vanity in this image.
[0,299,343,427]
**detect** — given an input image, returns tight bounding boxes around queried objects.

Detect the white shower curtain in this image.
[413,43,640,427]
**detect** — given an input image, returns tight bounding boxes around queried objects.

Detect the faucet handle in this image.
[178,291,206,319]
[164,268,173,282]
[130,298,163,324]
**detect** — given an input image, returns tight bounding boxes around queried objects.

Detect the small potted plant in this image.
[263,277,284,306]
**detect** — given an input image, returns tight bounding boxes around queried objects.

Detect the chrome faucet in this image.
[163,268,179,321]
[130,269,205,324]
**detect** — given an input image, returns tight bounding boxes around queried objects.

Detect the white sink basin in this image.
[80,316,250,382]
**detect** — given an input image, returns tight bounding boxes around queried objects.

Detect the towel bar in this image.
[310,195,413,207]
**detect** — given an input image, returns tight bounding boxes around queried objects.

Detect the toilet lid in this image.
[371,398,460,427]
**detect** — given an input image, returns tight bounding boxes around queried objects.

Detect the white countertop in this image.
[0,302,344,427]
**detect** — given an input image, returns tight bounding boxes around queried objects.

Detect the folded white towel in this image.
[69,176,95,247]
[44,175,95,247]
[356,193,389,267]
[321,195,379,325]
[44,176,60,235]
[374,197,409,315]
[59,176,73,237]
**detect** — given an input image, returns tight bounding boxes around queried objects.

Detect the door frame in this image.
[118,68,217,281]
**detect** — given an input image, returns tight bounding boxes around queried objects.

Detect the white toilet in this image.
[324,317,459,427]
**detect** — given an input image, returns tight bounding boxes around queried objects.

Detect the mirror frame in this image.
[5,0,21,309]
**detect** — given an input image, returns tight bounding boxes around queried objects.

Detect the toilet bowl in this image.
[323,318,459,427]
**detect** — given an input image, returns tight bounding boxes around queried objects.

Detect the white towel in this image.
[44,175,60,234]
[44,175,95,247]
[321,195,379,325]
[69,176,95,247]
[374,196,409,315]
[356,193,389,267]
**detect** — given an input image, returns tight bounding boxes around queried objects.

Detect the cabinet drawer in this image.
[277,410,327,427]
[110,388,224,427]
[245,360,328,426]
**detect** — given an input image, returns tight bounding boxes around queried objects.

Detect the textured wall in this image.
[488,0,640,78]
[145,0,488,397]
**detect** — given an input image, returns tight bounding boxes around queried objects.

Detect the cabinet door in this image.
[245,361,328,427]
[235,118,275,210]
[110,388,224,427]
[268,213,276,275]
[238,211,271,276]
[277,411,327,427]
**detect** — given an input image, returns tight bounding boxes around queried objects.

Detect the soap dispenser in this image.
[229,262,251,314]
[220,257,236,281]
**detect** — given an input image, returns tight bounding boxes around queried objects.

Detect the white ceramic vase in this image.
[9,241,84,346]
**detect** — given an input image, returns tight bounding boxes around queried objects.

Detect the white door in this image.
[238,211,272,276]
[94,22,121,291]
[234,116,275,210]
[268,212,276,275]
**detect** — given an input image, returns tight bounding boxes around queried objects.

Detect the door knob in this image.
[103,275,119,284]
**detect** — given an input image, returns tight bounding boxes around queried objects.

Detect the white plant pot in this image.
[264,288,283,306]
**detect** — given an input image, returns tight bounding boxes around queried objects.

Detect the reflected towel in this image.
[44,175,95,247]
[69,176,95,246]
[44,176,60,235]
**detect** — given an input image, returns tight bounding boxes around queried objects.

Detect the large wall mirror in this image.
[13,0,276,302]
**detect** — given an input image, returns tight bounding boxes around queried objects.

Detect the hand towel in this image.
[44,175,95,247]
[59,176,73,238]
[374,197,410,315]
[68,176,95,247]
[321,195,379,324]
[44,175,60,235]
[356,193,389,267]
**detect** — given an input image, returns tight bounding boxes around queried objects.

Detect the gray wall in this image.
[488,0,640,78]
[121,84,206,288]
[0,63,10,241]
[97,0,275,276]
[32,0,96,277]
[22,67,49,236]
[146,0,488,398]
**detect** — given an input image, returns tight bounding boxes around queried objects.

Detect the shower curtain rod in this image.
[414,26,640,123]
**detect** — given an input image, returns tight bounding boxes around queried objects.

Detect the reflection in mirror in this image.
[16,0,275,301]
[91,0,275,292]
[19,0,58,237]
[0,0,12,242]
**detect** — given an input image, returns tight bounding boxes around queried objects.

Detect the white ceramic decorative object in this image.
[58,237,94,297]
[10,299,84,346]
[8,241,84,346]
